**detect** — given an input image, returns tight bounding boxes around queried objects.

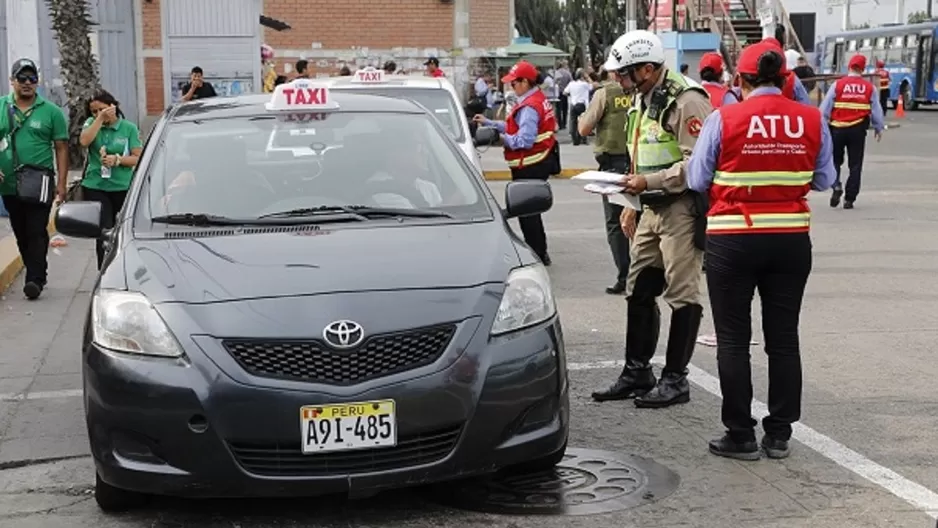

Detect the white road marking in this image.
[0,389,83,402]
[569,357,938,520]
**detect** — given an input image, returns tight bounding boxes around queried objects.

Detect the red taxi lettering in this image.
[357,70,382,82]
[282,87,327,106]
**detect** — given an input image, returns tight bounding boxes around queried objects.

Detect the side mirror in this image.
[54,201,103,239]
[504,180,552,218]
[474,126,498,147]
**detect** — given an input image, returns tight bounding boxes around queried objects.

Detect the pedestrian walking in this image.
[474,60,558,266]
[77,90,143,269]
[821,54,884,209]
[0,58,69,299]
[590,30,712,408]
[686,41,835,460]
[576,71,636,294]
[564,70,592,146]
[874,60,891,116]
[554,62,573,130]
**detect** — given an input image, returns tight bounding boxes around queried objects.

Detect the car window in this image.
[141,112,490,222]
[333,88,465,142]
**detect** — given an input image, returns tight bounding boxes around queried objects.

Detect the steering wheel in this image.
[359,178,431,209]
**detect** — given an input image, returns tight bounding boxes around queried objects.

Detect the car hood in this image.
[124,221,520,304]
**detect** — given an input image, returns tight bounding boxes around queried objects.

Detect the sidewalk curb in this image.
[483,168,588,181]
[0,214,57,296]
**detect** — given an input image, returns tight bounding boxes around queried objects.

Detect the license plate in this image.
[300,400,397,454]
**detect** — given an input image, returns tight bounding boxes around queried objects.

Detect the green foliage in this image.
[908,10,931,23]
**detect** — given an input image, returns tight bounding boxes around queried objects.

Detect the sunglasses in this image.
[15,74,38,84]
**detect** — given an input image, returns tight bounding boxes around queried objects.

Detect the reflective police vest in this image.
[626,70,708,174]
[708,93,823,234]
[595,81,631,156]
[702,81,732,109]
[504,89,557,169]
[830,76,875,128]
[876,68,890,90]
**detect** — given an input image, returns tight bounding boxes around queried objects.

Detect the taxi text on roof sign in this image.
[266,79,340,112]
[351,66,386,84]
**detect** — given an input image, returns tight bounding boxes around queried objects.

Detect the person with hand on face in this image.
[590,30,712,409]
[78,89,143,269]
[686,41,834,460]
[473,60,558,266]
[181,66,217,102]
[0,58,69,300]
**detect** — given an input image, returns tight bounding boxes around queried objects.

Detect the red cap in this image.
[502,61,538,84]
[876,59,885,68]
[848,54,867,71]
[736,41,784,76]
[698,52,724,75]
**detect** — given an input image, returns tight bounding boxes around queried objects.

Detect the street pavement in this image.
[2,112,938,527]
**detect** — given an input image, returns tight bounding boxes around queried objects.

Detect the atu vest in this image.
[708,93,823,234]
[504,89,557,169]
[702,82,733,109]
[781,72,796,100]
[625,70,708,174]
[875,68,891,90]
[595,81,631,156]
[830,76,875,128]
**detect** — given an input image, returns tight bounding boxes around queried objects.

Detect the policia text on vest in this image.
[578,80,635,294]
[592,68,714,408]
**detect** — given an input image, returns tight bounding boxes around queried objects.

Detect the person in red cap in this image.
[699,52,739,109]
[819,53,884,209]
[752,36,812,105]
[473,60,558,265]
[686,40,835,460]
[874,59,891,116]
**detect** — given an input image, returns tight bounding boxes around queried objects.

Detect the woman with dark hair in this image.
[686,41,835,461]
[78,89,143,268]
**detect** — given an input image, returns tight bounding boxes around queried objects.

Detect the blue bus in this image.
[819,21,938,110]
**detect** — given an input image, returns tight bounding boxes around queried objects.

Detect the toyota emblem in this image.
[323,320,365,349]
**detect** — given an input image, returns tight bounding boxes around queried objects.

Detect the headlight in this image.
[491,264,557,335]
[91,290,184,358]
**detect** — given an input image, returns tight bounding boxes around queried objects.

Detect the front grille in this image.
[228,425,462,476]
[222,324,456,385]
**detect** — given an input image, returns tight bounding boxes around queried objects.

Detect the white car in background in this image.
[322,68,485,172]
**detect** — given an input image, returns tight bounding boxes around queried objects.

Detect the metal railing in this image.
[689,0,745,71]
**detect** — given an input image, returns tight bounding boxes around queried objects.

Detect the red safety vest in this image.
[875,68,890,90]
[781,72,796,100]
[708,94,823,235]
[504,90,557,169]
[702,82,731,109]
[830,76,875,128]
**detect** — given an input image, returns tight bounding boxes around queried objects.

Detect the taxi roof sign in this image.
[351,66,386,84]
[266,79,339,112]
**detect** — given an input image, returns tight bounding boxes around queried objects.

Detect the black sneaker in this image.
[605,281,626,295]
[761,435,791,459]
[843,200,854,210]
[23,281,42,300]
[708,434,761,461]
[830,188,843,208]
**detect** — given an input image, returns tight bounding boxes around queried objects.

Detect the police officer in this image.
[686,41,835,460]
[591,30,713,408]
[699,53,739,109]
[474,60,557,265]
[821,54,884,209]
[874,59,891,116]
[577,70,635,294]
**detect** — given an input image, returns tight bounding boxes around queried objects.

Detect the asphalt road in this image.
[2,111,938,527]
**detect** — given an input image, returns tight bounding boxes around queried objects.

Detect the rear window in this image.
[139,111,490,223]
[333,88,465,142]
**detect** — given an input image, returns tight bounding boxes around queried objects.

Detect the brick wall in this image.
[142,0,163,116]
[470,0,511,49]
[142,0,161,49]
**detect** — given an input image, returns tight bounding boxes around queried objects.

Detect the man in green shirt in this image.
[0,58,70,299]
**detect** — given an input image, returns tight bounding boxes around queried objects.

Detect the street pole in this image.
[927,0,932,19]
[896,0,905,23]
[842,0,852,30]
[626,0,638,32]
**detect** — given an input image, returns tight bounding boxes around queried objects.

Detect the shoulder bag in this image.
[7,104,56,206]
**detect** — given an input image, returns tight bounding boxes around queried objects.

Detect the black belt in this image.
[640,190,685,209]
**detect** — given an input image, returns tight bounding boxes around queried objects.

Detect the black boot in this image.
[635,304,703,409]
[591,301,660,401]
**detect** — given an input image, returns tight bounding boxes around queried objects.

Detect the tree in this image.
[908,10,931,23]
[514,0,567,48]
[45,0,100,169]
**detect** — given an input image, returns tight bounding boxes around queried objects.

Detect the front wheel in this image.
[94,473,150,513]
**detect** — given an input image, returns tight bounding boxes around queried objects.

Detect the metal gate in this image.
[0,2,8,97]
[89,0,138,123]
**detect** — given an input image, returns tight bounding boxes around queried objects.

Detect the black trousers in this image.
[510,162,550,259]
[82,187,128,269]
[706,232,812,442]
[831,125,867,202]
[879,89,890,116]
[596,153,634,283]
[570,103,587,145]
[2,195,52,286]
[557,94,569,130]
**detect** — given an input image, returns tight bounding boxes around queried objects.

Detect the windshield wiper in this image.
[258,205,453,220]
[257,206,369,220]
[150,213,250,226]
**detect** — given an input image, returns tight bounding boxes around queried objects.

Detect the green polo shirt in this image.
[0,94,69,196]
[81,117,142,192]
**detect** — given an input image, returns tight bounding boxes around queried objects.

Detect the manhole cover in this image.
[426,448,680,515]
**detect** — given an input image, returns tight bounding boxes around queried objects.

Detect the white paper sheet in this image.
[571,170,626,184]
[582,183,642,211]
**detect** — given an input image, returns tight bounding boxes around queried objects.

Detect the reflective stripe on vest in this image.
[707,212,811,231]
[503,89,558,169]
[506,131,555,168]
[830,77,874,128]
[712,171,813,187]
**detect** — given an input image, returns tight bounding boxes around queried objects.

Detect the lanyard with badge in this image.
[2,104,35,166]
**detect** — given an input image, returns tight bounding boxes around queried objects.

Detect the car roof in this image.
[324,74,451,90]
[168,90,429,122]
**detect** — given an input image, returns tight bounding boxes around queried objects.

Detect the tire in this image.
[511,440,568,473]
[94,473,149,513]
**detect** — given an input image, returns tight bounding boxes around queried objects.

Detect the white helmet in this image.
[603,30,666,71]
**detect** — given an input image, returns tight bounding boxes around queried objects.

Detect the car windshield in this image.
[140,111,490,223]
[334,88,464,142]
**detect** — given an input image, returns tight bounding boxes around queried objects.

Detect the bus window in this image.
[875,37,887,50]
[904,34,918,65]
[847,40,858,51]
[893,36,905,48]
[861,38,872,51]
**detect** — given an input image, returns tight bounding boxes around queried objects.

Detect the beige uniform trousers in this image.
[625,194,703,309]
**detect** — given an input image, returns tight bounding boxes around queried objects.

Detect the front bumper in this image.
[85,316,569,498]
